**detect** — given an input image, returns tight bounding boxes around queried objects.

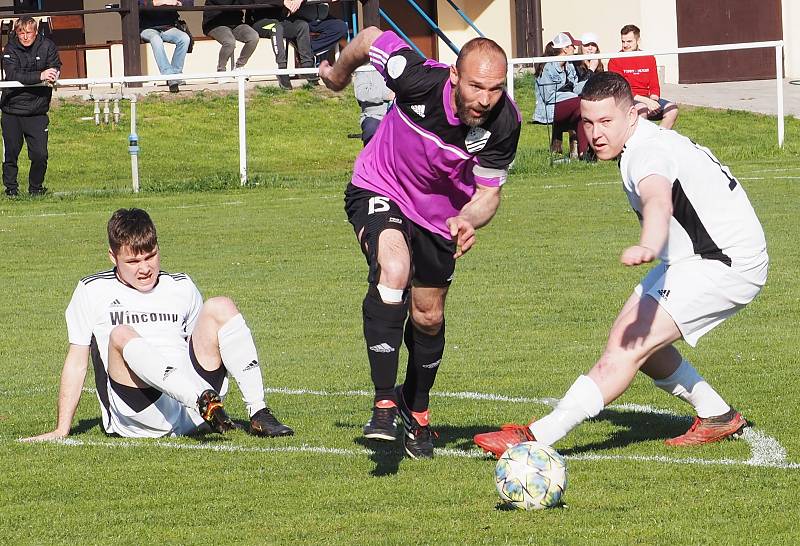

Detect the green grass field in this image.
[1,81,800,544]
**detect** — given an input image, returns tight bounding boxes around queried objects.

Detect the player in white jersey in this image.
[475,72,768,456]
[23,208,293,440]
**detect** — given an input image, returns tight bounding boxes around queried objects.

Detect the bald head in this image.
[456,37,507,72]
[449,38,507,127]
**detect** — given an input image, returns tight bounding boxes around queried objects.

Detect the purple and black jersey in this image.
[352,31,522,239]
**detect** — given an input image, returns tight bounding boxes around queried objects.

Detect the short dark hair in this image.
[620,24,640,37]
[456,37,507,72]
[580,71,634,108]
[107,208,158,255]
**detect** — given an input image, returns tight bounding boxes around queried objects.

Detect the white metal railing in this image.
[0,66,322,190]
[0,39,786,192]
[506,40,785,147]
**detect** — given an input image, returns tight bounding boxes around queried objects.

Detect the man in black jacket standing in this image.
[1,16,61,197]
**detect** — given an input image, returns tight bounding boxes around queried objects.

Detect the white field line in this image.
[0,169,793,221]
[0,202,240,220]
[9,385,796,469]
[0,196,345,220]
[740,176,800,180]
[739,167,800,174]
[13,430,800,469]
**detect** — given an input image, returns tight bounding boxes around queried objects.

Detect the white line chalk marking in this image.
[11,386,795,469]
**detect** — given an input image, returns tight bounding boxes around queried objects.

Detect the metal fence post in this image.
[238,74,248,186]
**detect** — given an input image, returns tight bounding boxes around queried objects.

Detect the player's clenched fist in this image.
[446,216,476,258]
[620,244,656,266]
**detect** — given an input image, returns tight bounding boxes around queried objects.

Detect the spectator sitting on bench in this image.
[295,1,348,64]
[139,0,191,93]
[246,0,317,89]
[608,24,678,129]
[202,0,260,74]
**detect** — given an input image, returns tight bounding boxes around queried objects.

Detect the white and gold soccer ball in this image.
[494,441,567,510]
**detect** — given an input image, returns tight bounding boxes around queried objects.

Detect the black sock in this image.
[402,320,445,412]
[362,291,408,404]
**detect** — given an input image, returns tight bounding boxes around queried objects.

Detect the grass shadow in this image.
[470,409,698,456]
[339,420,494,476]
[436,423,504,452]
[353,435,405,477]
[70,418,102,435]
[560,408,693,456]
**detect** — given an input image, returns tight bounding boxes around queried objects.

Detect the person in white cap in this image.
[575,32,604,82]
[533,32,590,159]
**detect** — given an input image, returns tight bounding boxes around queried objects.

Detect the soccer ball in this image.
[494,441,567,510]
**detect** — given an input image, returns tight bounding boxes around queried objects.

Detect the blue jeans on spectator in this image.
[140,27,190,82]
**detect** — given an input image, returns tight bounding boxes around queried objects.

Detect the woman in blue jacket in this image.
[533,32,588,158]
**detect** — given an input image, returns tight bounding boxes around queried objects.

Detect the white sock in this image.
[218,314,266,417]
[652,359,730,418]
[530,375,605,446]
[122,337,207,409]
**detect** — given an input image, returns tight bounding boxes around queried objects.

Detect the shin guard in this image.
[402,320,445,412]
[362,290,408,403]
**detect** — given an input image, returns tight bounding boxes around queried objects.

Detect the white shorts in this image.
[634,254,768,347]
[104,349,230,438]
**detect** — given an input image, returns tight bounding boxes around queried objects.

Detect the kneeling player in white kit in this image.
[24,208,293,440]
[475,72,768,455]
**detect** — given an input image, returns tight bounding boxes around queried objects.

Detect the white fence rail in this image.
[0,39,786,192]
[0,66,321,190]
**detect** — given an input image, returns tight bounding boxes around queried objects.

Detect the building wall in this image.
[541,0,679,83]
[429,0,681,83]
[435,0,514,64]
[783,0,800,78]
[58,1,800,82]
[83,0,119,44]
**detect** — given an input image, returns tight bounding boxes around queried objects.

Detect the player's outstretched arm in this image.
[319,26,383,91]
[620,174,672,266]
[446,184,502,258]
[21,344,90,442]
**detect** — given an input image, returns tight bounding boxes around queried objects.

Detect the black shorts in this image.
[344,183,456,287]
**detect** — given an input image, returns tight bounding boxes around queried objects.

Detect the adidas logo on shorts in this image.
[163,365,176,380]
[657,289,671,300]
[422,359,441,369]
[369,343,395,353]
[410,104,426,118]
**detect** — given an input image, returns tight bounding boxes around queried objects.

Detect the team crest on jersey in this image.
[387,56,407,79]
[465,127,491,153]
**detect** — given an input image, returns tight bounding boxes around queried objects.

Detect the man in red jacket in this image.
[608,24,678,129]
